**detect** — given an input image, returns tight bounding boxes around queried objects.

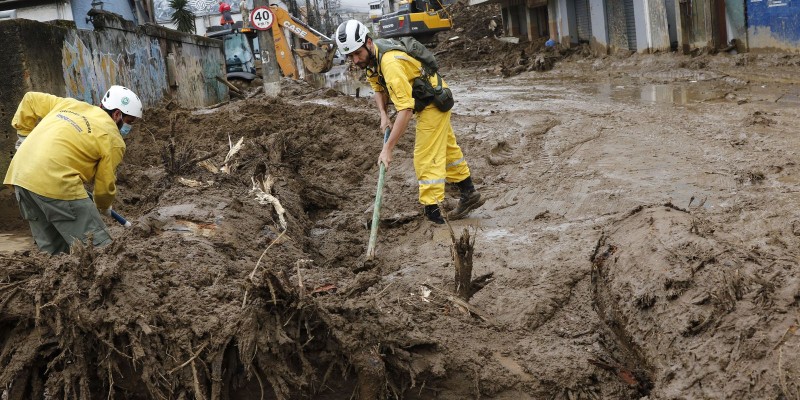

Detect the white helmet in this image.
[335,20,368,55]
[101,85,143,118]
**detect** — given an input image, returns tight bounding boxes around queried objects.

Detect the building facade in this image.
[745,0,800,53]
[369,0,381,31]
[469,0,800,54]
[0,0,146,29]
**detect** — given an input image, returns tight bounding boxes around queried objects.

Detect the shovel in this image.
[366,127,391,260]
[87,191,132,227]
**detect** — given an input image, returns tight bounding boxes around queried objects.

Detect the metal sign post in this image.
[250,5,281,97]
[249,6,273,30]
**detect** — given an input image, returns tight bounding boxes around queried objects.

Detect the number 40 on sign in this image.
[250,7,274,30]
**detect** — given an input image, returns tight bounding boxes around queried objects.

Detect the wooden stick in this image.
[168,343,208,375]
[367,127,392,260]
[242,231,287,308]
[215,75,243,95]
[452,228,475,301]
[296,259,312,298]
[191,359,207,400]
[251,175,287,231]
[422,283,494,324]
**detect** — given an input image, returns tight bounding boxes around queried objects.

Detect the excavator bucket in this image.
[296,48,335,74]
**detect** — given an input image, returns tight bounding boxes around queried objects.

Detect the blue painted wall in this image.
[747,0,800,51]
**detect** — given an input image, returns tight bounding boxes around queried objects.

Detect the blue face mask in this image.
[119,123,132,136]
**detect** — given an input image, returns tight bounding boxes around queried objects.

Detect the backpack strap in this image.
[372,39,442,91]
[369,41,408,91]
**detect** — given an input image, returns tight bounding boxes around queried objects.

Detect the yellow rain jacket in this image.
[365,46,448,112]
[366,45,470,205]
[3,92,126,211]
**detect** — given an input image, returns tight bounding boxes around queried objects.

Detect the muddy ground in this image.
[2,22,800,400]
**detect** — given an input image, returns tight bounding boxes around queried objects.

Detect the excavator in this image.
[268,5,336,79]
[207,6,335,83]
[378,0,453,42]
[207,23,259,84]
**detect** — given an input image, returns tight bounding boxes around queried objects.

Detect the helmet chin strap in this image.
[112,110,124,130]
[367,46,377,68]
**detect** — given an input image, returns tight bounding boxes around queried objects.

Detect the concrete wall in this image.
[633,0,647,50]
[665,0,677,47]
[726,0,746,46]
[555,0,572,45]
[548,0,558,38]
[682,0,712,50]
[15,2,75,22]
[0,12,227,177]
[672,0,752,53]
[746,0,800,52]
[0,20,64,180]
[637,0,670,52]
[589,0,609,54]
[605,0,630,53]
[525,0,549,40]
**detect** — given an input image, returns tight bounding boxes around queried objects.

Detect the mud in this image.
[2,15,800,400]
[593,204,800,398]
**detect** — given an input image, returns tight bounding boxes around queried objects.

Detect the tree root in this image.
[1,237,433,400]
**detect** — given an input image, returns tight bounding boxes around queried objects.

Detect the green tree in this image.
[170,0,196,33]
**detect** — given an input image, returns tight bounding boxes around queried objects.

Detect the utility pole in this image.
[322,0,331,34]
[312,0,322,31]
[306,0,316,29]
[252,0,282,97]
[287,0,298,17]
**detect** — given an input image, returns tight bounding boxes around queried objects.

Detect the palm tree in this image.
[170,0,196,33]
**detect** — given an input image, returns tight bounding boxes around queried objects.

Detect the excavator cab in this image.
[208,23,259,82]
[378,0,452,43]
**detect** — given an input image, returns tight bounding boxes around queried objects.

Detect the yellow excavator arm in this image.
[269,5,336,79]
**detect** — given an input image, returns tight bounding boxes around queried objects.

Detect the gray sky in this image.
[339,0,370,12]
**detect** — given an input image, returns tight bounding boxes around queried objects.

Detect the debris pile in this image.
[0,96,438,399]
[434,0,576,76]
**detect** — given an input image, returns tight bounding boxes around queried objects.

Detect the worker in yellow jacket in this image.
[335,20,485,224]
[4,86,143,254]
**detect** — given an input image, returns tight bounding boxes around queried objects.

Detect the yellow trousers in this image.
[414,106,471,205]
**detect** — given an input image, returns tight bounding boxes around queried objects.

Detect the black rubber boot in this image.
[448,177,486,220]
[424,204,445,224]
[456,176,476,193]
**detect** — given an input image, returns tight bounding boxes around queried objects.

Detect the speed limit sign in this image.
[250,7,274,30]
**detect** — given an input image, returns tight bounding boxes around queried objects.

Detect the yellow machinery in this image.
[269,5,336,79]
[209,7,335,82]
[378,0,452,42]
[207,25,260,83]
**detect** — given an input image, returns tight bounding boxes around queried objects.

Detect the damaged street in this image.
[2,50,799,399]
